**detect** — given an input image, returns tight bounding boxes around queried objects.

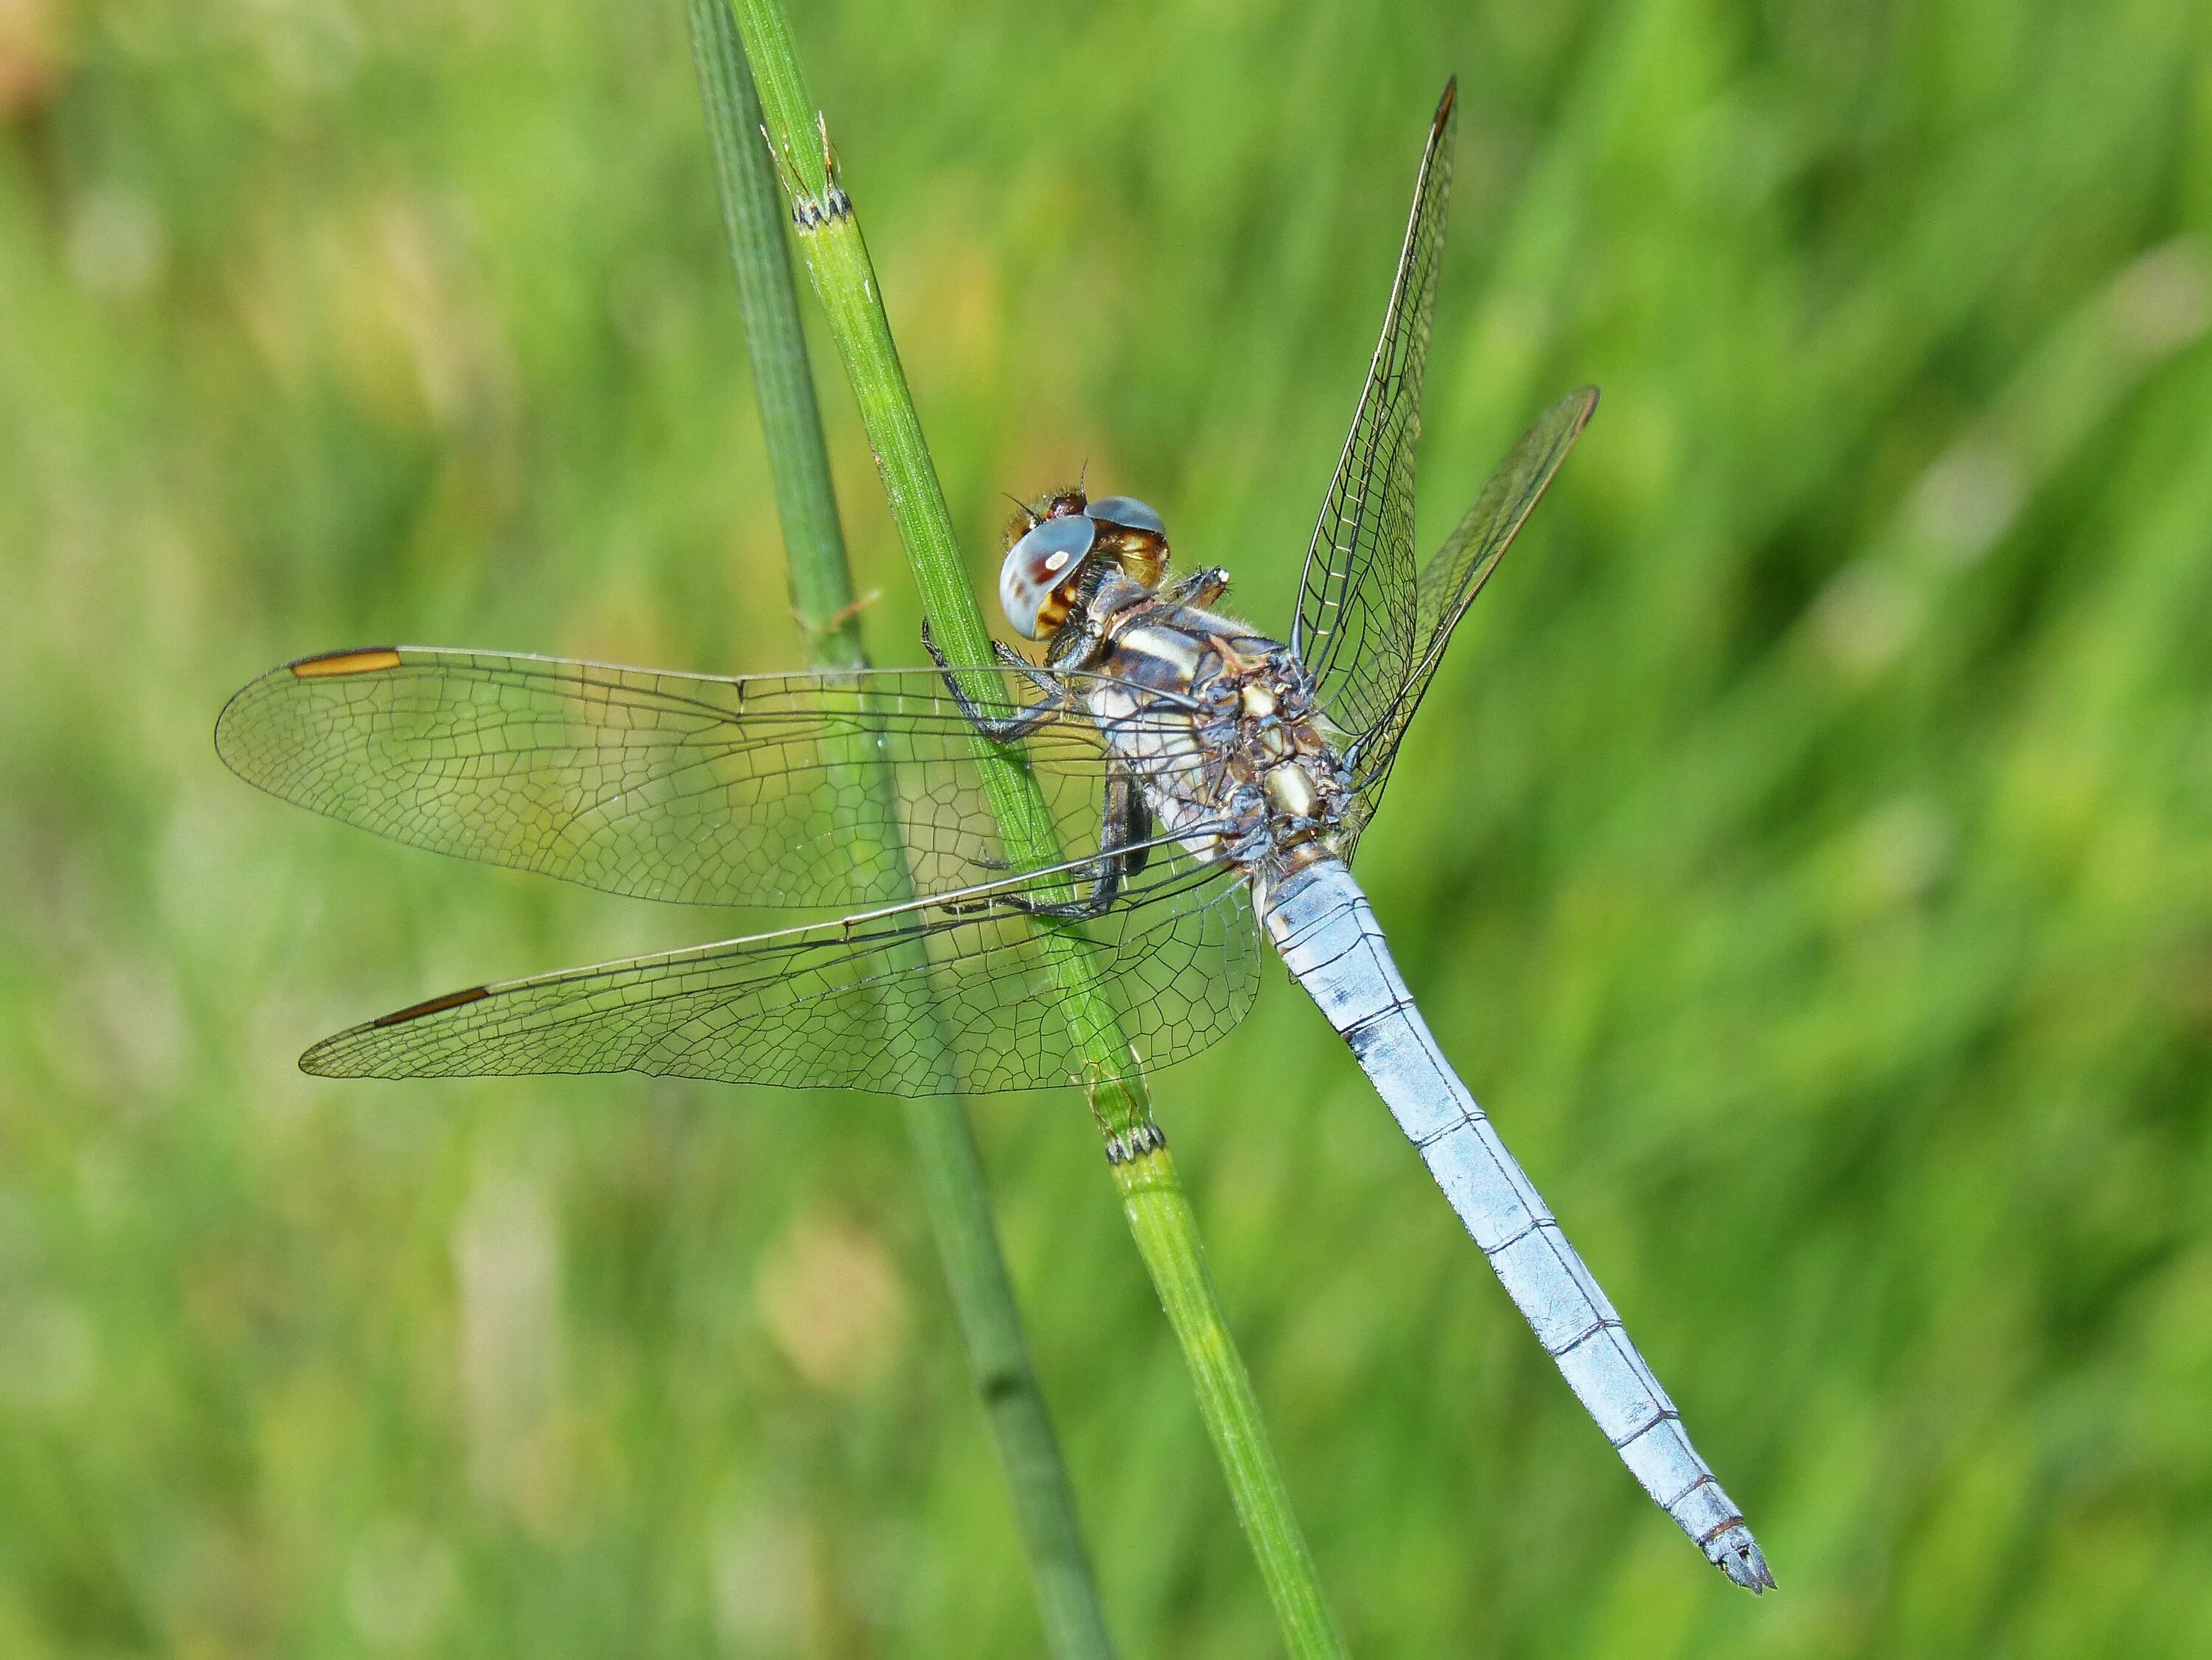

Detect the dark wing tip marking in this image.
[371,984,491,1027]
[289,647,403,679]
[1433,76,1458,131]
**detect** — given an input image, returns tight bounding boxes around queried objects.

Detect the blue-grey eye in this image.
[998,514,1098,640]
[1084,496,1166,538]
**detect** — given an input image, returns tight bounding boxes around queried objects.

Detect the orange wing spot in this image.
[372,985,490,1027]
[291,647,403,679]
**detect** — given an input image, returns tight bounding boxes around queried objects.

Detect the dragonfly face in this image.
[998,488,1170,639]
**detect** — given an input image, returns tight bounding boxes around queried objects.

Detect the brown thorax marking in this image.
[1177,621,1348,869]
[1208,633,1265,676]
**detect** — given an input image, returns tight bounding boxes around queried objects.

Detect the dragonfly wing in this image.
[1289,80,1457,746]
[301,845,1262,1096]
[1338,388,1598,853]
[217,647,1126,909]
[1411,388,1599,657]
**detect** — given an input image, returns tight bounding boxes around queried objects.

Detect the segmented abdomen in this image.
[1257,857,1773,1591]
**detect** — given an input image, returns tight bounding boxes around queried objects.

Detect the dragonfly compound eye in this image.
[1082,496,1165,538]
[999,513,1099,639]
[1084,496,1170,590]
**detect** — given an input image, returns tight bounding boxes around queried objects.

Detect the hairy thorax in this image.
[1081,595,1354,880]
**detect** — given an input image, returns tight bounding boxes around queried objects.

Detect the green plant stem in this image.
[1116,1148,1346,1656]
[723,4,1349,1653]
[684,0,861,671]
[684,7,1116,1658]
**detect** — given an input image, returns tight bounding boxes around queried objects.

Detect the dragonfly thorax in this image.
[1079,581,1355,884]
[1187,633,1353,873]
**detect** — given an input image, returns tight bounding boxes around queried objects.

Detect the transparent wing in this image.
[217,646,1152,910]
[1337,388,1598,854]
[300,842,1262,1096]
[1288,79,1457,746]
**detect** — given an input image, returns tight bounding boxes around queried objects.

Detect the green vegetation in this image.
[723,2,1341,1650]
[684,6,1116,1655]
[4,2,2211,1656]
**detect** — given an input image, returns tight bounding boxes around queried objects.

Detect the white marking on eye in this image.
[1043,551,1069,572]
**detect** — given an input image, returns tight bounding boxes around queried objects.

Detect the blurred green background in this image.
[5,0,2212,1654]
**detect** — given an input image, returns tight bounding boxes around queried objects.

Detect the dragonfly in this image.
[218,81,1771,1591]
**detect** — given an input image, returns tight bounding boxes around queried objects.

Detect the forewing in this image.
[1338,388,1598,852]
[1289,80,1458,744]
[301,846,1262,1096]
[216,647,1126,909]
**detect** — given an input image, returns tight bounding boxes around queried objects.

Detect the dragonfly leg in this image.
[920,618,1065,744]
[1043,619,1110,674]
[942,769,1150,922]
[1005,769,1150,920]
[1156,565,1231,610]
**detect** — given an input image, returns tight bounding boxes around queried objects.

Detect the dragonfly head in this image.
[998,489,1171,639]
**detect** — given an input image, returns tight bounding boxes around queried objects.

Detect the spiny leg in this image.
[1156,566,1231,610]
[920,617,1067,744]
[1006,769,1151,920]
[942,768,1152,923]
